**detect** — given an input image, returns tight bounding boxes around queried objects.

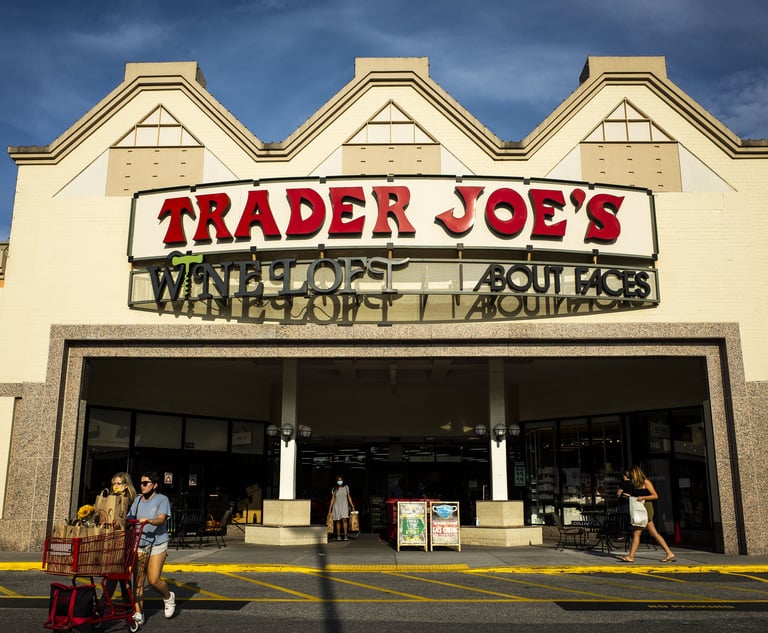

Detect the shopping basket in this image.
[42,528,127,576]
[43,521,146,632]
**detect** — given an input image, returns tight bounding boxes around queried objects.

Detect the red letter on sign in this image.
[435,186,484,234]
[372,186,415,235]
[158,197,196,245]
[329,187,366,235]
[193,193,233,241]
[585,193,623,242]
[235,190,282,239]
[530,189,567,238]
[286,188,326,236]
[485,188,527,237]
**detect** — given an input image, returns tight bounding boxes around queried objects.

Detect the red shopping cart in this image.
[42,520,146,632]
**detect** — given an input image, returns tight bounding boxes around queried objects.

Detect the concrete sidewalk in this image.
[7,532,768,574]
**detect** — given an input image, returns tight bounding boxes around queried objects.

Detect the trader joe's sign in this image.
[129,176,657,260]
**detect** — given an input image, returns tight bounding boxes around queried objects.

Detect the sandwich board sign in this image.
[429,502,461,551]
[397,501,428,551]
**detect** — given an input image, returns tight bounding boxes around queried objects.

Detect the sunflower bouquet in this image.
[75,504,96,526]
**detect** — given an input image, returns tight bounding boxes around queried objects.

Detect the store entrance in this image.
[297,440,490,533]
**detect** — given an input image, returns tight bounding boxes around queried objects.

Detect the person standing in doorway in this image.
[618,465,676,563]
[129,472,176,625]
[328,475,355,541]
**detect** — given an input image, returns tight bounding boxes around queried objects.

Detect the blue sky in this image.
[1,0,767,241]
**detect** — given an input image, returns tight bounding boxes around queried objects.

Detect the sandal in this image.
[618,556,634,562]
[660,555,677,563]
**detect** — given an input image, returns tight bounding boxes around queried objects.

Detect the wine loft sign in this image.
[128,176,659,319]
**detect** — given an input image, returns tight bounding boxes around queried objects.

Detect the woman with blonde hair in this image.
[618,465,675,563]
[111,471,137,502]
[102,472,138,605]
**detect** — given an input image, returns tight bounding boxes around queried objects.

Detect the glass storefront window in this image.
[87,408,131,448]
[185,417,228,451]
[231,421,265,454]
[558,418,589,524]
[590,415,623,509]
[135,412,182,449]
[525,422,556,525]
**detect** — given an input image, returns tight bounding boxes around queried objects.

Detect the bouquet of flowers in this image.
[75,504,97,526]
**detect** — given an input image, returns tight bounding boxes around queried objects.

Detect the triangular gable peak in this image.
[113,106,202,148]
[9,56,767,174]
[340,101,441,175]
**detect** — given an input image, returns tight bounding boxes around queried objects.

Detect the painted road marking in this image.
[304,570,430,601]
[556,600,768,611]
[469,571,622,600]
[386,572,527,600]
[164,576,228,599]
[220,572,322,601]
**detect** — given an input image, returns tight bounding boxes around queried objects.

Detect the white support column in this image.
[278,359,298,500]
[489,359,508,501]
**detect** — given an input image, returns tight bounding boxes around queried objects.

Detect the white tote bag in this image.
[629,497,648,528]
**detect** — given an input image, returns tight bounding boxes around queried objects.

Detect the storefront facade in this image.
[0,57,766,553]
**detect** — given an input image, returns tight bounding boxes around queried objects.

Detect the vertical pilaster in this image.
[279,359,298,500]
[489,359,508,500]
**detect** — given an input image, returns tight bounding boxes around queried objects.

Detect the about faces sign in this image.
[128,176,657,261]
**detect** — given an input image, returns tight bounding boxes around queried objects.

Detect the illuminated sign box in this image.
[129,175,657,261]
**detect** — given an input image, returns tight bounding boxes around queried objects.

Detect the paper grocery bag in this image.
[94,493,129,529]
[51,520,69,539]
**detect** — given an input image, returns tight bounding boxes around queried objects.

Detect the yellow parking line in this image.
[221,572,321,601]
[388,572,527,600]
[305,571,429,601]
[163,576,227,599]
[0,585,20,597]
[470,571,621,600]
[659,571,768,597]
[589,570,719,602]
[720,571,768,587]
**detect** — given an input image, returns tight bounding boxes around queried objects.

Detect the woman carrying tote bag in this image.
[328,474,355,541]
[617,465,676,563]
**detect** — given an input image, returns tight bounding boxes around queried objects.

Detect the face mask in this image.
[142,487,154,499]
[337,480,343,486]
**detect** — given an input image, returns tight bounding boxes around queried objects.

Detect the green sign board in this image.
[397,501,428,551]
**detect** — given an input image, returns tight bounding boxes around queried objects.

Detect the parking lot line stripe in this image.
[721,571,768,586]
[469,571,623,600]
[387,572,526,599]
[220,572,322,601]
[0,585,20,597]
[164,576,228,599]
[305,571,430,601]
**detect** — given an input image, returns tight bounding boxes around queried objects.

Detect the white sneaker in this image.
[163,591,176,618]
[132,611,144,626]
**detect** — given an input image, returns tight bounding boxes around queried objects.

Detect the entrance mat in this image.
[556,601,768,611]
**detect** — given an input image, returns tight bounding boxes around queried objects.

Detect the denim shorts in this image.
[139,540,168,557]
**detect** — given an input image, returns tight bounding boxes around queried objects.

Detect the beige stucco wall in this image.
[1,57,767,552]
[1,62,766,385]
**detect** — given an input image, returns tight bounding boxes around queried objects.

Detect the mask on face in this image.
[337,480,343,486]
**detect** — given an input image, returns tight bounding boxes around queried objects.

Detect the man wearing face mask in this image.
[328,475,355,541]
